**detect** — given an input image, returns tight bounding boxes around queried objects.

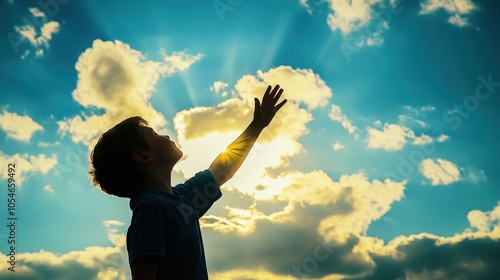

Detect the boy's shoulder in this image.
[129,189,169,211]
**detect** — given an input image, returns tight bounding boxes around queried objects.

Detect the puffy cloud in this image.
[398,114,429,128]
[0,151,57,185]
[402,105,435,116]
[301,0,403,47]
[329,104,358,137]
[211,81,229,97]
[0,220,129,279]
[43,184,55,193]
[398,105,435,128]
[58,40,202,148]
[412,134,433,145]
[13,7,60,59]
[173,66,329,194]
[0,110,43,142]
[437,134,450,142]
[464,167,487,184]
[419,0,477,27]
[235,66,331,110]
[333,140,345,151]
[365,123,412,151]
[159,49,203,75]
[419,158,461,185]
[365,120,439,150]
[202,200,500,279]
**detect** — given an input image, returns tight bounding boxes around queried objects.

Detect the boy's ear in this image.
[132,150,153,165]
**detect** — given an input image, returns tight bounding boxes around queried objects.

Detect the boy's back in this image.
[127,169,222,279]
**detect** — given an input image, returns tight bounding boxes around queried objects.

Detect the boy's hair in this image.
[89,116,150,198]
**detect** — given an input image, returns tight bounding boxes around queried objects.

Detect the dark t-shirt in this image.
[126,169,222,279]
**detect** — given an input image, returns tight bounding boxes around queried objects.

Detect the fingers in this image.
[274,99,287,112]
[263,85,272,103]
[254,97,261,111]
[274,88,283,104]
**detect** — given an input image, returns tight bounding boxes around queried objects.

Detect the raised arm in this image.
[208,84,287,187]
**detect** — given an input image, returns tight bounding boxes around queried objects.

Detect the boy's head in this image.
[89,116,183,198]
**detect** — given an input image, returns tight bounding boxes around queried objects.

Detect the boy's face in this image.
[141,126,183,167]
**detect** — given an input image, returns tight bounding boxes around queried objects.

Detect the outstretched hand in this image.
[252,84,287,129]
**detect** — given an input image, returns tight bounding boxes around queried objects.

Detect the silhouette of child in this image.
[88,85,287,279]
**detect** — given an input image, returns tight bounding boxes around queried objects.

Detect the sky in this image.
[0,0,499,279]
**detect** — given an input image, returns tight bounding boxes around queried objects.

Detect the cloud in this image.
[301,0,402,47]
[43,184,55,193]
[333,140,345,150]
[464,166,487,184]
[202,198,500,279]
[211,81,229,97]
[398,105,436,128]
[365,123,412,151]
[38,141,61,147]
[329,104,358,137]
[419,158,461,185]
[402,105,436,116]
[58,40,202,148]
[419,0,477,27]
[159,49,203,75]
[0,220,129,280]
[0,151,57,185]
[365,119,441,151]
[0,110,43,142]
[467,203,500,233]
[173,66,330,198]
[412,134,433,145]
[13,7,60,59]
[437,134,450,142]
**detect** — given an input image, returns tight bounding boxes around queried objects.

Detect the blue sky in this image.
[1,0,499,279]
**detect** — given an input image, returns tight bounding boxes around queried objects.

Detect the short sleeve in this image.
[174,169,222,218]
[127,200,167,266]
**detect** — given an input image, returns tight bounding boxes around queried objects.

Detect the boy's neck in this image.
[142,172,173,195]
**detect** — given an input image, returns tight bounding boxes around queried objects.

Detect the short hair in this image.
[89,116,149,198]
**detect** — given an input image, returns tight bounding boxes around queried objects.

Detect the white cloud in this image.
[329,104,358,136]
[13,7,60,58]
[398,105,435,128]
[365,123,412,151]
[333,140,345,150]
[412,134,433,145]
[29,7,46,18]
[467,203,500,233]
[464,167,487,184]
[419,158,461,185]
[366,119,440,150]
[0,220,129,279]
[235,66,332,110]
[211,81,229,97]
[38,141,61,147]
[0,110,43,142]
[39,21,60,44]
[402,105,436,116]
[419,0,477,27]
[304,0,401,47]
[173,66,330,201]
[43,184,55,192]
[398,114,429,128]
[437,134,449,142]
[159,49,203,76]
[0,151,57,185]
[58,40,202,148]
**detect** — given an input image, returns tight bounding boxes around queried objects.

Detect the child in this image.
[88,85,287,279]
